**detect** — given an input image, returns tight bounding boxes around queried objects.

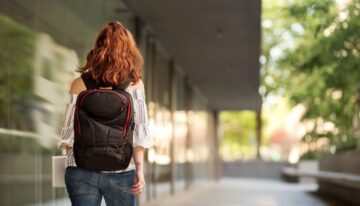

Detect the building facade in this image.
[0,0,218,205]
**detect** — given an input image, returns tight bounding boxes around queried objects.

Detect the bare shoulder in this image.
[69,76,86,94]
[128,79,144,90]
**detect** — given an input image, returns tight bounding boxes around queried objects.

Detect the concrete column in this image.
[169,60,176,195]
[184,77,193,190]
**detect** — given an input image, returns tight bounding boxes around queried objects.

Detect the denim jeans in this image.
[65,166,136,206]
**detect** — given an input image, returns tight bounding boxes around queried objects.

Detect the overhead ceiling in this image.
[0,0,261,110]
[126,0,262,111]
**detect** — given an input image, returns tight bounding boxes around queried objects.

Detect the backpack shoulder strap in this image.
[81,72,99,90]
[113,77,133,90]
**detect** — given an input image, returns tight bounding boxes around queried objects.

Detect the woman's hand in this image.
[66,146,73,155]
[131,171,145,196]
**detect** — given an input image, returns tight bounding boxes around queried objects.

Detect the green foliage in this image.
[0,13,37,130]
[220,111,257,160]
[262,0,360,151]
[300,149,323,160]
[336,136,358,152]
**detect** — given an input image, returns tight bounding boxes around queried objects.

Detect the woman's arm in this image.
[131,146,145,195]
[58,78,84,154]
[133,146,145,172]
[129,81,152,196]
[57,93,76,153]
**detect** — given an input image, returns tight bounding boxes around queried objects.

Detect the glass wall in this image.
[0,0,217,205]
[172,66,188,192]
[148,43,172,198]
[0,0,135,205]
[187,87,215,186]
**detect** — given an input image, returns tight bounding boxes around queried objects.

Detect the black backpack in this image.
[73,72,135,171]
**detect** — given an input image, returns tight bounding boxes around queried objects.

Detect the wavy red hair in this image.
[77,21,143,85]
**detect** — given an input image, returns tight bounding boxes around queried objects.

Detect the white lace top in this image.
[57,85,152,173]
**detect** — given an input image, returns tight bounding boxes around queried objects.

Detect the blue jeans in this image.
[65,166,136,206]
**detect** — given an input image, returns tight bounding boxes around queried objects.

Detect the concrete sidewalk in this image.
[144,178,329,206]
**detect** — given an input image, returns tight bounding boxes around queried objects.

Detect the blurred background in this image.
[0,0,359,205]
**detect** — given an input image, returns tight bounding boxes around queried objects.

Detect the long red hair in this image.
[77,21,143,85]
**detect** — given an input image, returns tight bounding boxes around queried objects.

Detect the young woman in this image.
[57,21,151,206]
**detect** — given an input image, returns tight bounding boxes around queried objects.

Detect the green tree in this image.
[262,0,360,151]
[220,111,257,160]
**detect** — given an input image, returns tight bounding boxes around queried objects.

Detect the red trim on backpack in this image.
[74,104,81,137]
[74,90,95,137]
[122,98,131,138]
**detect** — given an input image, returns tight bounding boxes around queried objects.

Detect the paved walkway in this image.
[144,178,329,206]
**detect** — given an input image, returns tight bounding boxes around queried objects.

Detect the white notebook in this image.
[52,156,67,187]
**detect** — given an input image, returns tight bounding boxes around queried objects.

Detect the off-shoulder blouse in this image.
[57,86,151,173]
